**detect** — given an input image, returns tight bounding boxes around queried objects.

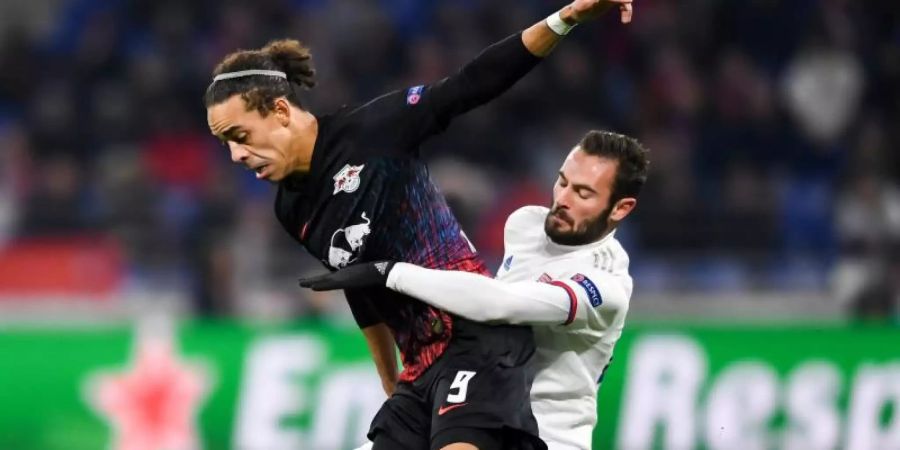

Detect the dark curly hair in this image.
[204,39,316,116]
[577,130,650,203]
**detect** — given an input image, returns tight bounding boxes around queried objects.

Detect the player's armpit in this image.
[361,323,399,397]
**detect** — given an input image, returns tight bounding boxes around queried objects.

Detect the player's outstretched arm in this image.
[523,0,634,57]
[386,263,576,325]
[357,0,634,151]
[300,262,622,327]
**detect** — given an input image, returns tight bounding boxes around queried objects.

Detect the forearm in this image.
[522,6,578,57]
[428,32,540,121]
[386,263,572,325]
[361,323,398,396]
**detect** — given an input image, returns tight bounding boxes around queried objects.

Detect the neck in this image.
[287,109,318,174]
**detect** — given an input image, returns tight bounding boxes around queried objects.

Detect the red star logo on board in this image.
[85,334,210,450]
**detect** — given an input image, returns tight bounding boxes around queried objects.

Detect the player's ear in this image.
[273,97,291,127]
[610,197,637,222]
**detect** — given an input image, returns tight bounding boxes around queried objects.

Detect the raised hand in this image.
[564,0,634,24]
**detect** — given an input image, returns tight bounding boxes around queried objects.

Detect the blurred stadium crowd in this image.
[0,0,897,320]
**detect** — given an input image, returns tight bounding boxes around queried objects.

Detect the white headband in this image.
[213,69,287,82]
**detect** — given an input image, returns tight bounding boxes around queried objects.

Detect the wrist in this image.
[558,6,580,26]
[547,9,578,36]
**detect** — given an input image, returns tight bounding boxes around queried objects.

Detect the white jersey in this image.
[495,206,632,450]
[385,205,633,450]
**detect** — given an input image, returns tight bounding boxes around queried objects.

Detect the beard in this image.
[544,204,612,246]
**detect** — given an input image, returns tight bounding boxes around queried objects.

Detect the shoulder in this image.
[556,238,633,308]
[504,206,548,235]
[346,91,395,117]
[603,236,631,276]
[346,86,424,121]
[315,107,357,147]
[591,236,633,302]
[340,87,430,152]
[503,206,548,248]
[320,92,397,140]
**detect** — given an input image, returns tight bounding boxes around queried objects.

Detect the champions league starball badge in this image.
[406,85,424,105]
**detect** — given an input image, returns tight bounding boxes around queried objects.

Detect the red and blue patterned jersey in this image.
[275,33,540,381]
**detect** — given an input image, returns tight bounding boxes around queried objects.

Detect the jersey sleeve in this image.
[386,262,573,325]
[350,32,541,155]
[548,270,631,331]
[385,259,632,329]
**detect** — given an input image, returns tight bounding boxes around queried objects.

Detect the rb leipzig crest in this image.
[332,164,365,195]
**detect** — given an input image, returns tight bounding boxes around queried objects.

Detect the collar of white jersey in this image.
[544,229,617,253]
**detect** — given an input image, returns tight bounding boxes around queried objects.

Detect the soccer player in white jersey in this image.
[301,130,650,449]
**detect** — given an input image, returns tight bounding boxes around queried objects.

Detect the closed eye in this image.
[218,126,249,145]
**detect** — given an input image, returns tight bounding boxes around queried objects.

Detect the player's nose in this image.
[228,142,249,164]
[555,187,573,208]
